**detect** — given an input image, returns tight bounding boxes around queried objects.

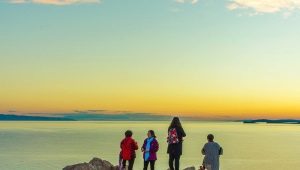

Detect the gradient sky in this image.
[1,0,300,119]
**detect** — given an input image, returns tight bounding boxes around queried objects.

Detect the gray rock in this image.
[63,162,93,170]
[64,157,196,170]
[63,157,117,170]
[167,167,196,170]
[183,167,196,170]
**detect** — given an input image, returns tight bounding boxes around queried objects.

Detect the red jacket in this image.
[120,137,138,160]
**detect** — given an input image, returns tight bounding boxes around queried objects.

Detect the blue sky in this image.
[1,0,300,118]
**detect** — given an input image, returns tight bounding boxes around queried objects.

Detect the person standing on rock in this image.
[142,130,159,170]
[167,117,186,170]
[120,130,139,170]
[201,134,223,170]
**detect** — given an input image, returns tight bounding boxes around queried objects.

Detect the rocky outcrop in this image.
[183,167,196,170]
[63,157,118,170]
[63,157,197,170]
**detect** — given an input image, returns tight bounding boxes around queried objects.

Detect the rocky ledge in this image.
[63,157,196,170]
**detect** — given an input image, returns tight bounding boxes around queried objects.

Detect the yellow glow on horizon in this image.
[1,78,300,119]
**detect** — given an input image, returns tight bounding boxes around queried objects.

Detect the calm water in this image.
[0,121,299,170]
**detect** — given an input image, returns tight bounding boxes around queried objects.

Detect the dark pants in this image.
[143,160,155,170]
[168,154,180,170]
[122,158,135,170]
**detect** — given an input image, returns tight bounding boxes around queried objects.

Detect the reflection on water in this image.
[0,121,300,170]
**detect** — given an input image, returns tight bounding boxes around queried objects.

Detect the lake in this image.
[0,121,299,170]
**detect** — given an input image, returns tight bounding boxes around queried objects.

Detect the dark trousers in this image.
[122,158,135,170]
[168,154,180,170]
[143,160,155,170]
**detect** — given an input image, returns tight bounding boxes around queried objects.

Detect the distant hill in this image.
[0,113,223,121]
[243,119,300,124]
[59,113,172,121]
[0,113,171,121]
[0,114,74,121]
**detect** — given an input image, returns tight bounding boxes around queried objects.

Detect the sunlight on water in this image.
[0,121,300,170]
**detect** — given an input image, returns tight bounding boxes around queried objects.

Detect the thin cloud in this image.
[176,0,199,5]
[9,0,100,5]
[228,0,300,14]
[8,110,17,113]
[72,109,132,114]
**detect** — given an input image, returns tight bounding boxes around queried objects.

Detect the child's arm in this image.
[133,140,139,150]
[181,128,186,138]
[150,140,159,153]
[219,147,223,155]
[141,140,146,152]
[201,147,205,155]
[178,127,186,138]
[120,140,123,149]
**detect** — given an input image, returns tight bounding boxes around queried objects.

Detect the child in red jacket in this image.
[120,130,138,170]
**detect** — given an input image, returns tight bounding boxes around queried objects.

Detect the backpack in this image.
[167,128,179,144]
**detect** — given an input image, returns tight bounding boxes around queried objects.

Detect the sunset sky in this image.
[1,0,300,119]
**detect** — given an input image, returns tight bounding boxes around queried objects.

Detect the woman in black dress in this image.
[167,117,186,170]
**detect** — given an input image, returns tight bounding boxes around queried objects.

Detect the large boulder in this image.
[63,157,196,170]
[63,157,118,170]
[63,162,92,170]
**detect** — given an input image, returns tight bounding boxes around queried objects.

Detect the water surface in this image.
[0,121,299,170]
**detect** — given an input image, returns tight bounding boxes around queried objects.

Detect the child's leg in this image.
[150,160,155,170]
[168,154,175,170]
[122,160,127,169]
[143,160,149,170]
[174,155,180,170]
[128,158,135,170]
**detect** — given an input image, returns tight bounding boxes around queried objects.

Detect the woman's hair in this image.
[168,117,182,130]
[148,130,156,138]
[207,134,214,142]
[125,130,133,137]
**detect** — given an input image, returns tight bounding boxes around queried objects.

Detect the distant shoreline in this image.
[1,114,299,124]
[0,114,74,121]
[0,113,231,121]
[243,119,300,124]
